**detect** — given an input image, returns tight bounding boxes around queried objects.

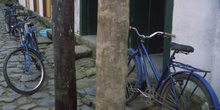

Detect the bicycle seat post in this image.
[170,50,177,60]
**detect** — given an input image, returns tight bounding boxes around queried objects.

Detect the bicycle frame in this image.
[1,6,26,35]
[15,22,43,71]
[1,7,16,19]
[28,25,39,51]
[128,43,165,89]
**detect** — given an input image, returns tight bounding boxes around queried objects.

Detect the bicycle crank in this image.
[138,88,155,108]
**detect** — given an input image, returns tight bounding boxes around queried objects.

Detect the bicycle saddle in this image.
[170,42,194,53]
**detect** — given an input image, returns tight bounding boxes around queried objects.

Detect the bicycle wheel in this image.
[159,73,215,110]
[3,47,45,95]
[126,49,141,104]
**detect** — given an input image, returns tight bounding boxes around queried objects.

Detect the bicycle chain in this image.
[143,88,177,110]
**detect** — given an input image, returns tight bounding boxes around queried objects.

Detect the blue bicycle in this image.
[126,27,220,109]
[3,16,45,95]
[1,3,26,35]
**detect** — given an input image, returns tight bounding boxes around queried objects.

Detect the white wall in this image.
[38,0,43,17]
[211,8,220,100]
[29,0,34,11]
[74,0,80,35]
[18,0,43,17]
[172,0,220,99]
[18,0,25,7]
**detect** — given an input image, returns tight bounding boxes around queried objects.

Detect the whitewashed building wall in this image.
[74,0,80,35]
[38,0,43,17]
[18,0,25,7]
[172,0,220,99]
[29,0,34,11]
[18,0,79,33]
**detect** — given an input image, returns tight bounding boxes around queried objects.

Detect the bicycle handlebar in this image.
[24,15,36,21]
[129,26,176,38]
[12,16,37,30]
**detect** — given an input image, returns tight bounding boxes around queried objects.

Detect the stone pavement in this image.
[0,35,96,110]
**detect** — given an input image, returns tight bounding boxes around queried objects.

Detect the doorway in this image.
[80,0,98,35]
[129,0,165,54]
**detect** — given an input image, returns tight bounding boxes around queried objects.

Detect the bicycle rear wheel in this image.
[126,49,140,104]
[159,73,215,110]
[3,48,45,95]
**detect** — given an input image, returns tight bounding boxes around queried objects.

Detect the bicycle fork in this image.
[22,44,31,72]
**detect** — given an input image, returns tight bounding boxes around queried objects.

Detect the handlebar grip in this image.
[165,32,176,37]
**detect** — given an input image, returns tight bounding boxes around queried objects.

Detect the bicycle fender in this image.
[129,48,143,88]
[161,71,220,109]
[17,46,44,61]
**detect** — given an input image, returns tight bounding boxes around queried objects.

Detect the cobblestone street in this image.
[0,5,97,109]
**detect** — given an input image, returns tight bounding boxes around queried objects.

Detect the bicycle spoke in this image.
[159,74,214,110]
[177,80,190,109]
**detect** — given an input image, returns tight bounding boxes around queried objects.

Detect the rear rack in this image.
[171,61,211,73]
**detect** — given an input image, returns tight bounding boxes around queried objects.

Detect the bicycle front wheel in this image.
[3,48,45,95]
[159,73,215,110]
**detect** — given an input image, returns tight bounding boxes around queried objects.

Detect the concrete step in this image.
[38,36,92,60]
[75,35,97,57]
[75,45,92,60]
[38,36,52,44]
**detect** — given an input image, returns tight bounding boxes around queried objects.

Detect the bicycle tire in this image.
[159,73,215,110]
[126,49,141,104]
[3,47,45,95]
